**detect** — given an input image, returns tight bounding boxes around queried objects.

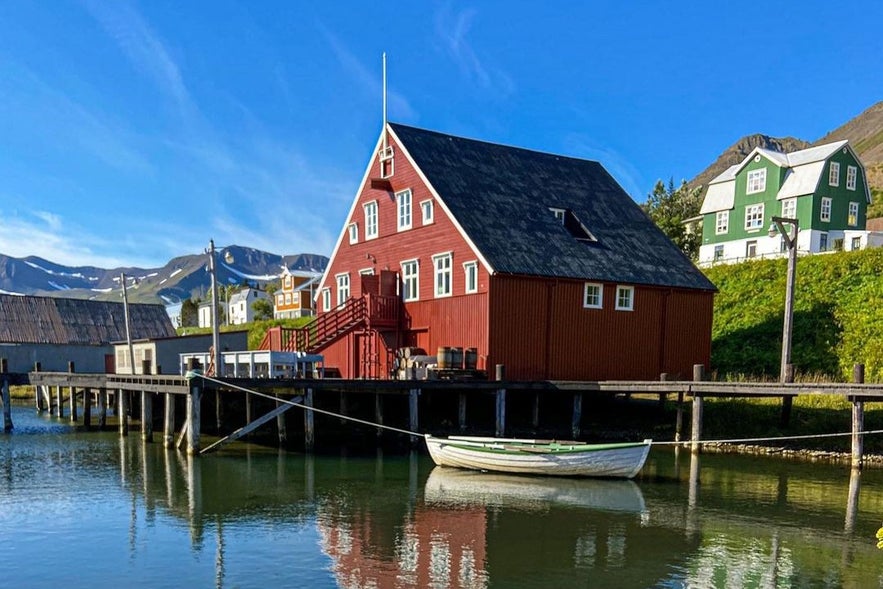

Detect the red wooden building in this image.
[263,123,716,380]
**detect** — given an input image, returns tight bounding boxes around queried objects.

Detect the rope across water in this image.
[190,372,883,446]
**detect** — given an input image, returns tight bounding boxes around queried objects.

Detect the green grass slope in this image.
[706,248,883,382]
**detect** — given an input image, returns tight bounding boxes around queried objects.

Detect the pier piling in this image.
[851,363,865,470]
[691,364,705,455]
[141,360,153,442]
[1,359,12,432]
[68,362,77,423]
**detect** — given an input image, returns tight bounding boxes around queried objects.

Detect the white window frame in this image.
[847,165,857,191]
[746,240,757,258]
[359,267,374,276]
[421,199,434,225]
[401,259,419,302]
[432,252,453,298]
[463,261,478,294]
[713,245,724,261]
[744,203,764,230]
[819,232,829,252]
[379,145,394,179]
[848,201,859,226]
[321,288,331,312]
[364,201,378,240]
[781,198,796,220]
[583,283,603,309]
[820,197,832,222]
[715,211,729,235]
[335,273,350,308]
[396,189,412,231]
[829,161,840,187]
[747,169,766,194]
[615,285,634,311]
[348,223,358,244]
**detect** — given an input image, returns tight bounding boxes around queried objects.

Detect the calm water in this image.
[1,405,882,588]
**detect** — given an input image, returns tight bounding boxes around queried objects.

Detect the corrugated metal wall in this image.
[488,275,713,380]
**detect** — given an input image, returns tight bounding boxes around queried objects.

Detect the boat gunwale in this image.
[426,435,652,456]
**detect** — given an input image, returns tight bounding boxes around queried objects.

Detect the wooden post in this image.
[56,384,64,418]
[691,364,705,455]
[409,388,419,446]
[276,396,288,445]
[458,392,467,433]
[780,363,794,427]
[571,393,583,440]
[186,363,202,456]
[531,393,540,431]
[374,393,383,439]
[1,359,12,432]
[68,361,77,423]
[245,389,253,434]
[34,362,44,412]
[98,388,107,430]
[141,360,153,442]
[851,363,865,470]
[163,391,175,449]
[83,387,92,430]
[494,365,506,438]
[658,373,670,409]
[118,385,129,437]
[338,392,348,426]
[304,388,314,452]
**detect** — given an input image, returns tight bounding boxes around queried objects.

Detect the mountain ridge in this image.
[0,247,328,305]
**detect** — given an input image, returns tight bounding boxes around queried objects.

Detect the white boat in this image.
[424,434,651,478]
[423,467,647,514]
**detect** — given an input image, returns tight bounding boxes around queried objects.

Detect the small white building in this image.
[179,349,324,378]
[228,288,272,325]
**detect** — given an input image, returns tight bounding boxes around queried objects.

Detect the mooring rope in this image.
[650,429,883,446]
[194,372,424,439]
[187,371,883,446]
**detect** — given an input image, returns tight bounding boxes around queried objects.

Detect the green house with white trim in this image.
[698,140,879,265]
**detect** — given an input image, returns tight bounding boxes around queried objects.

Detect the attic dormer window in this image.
[379,145,394,179]
[550,207,596,242]
[747,169,766,194]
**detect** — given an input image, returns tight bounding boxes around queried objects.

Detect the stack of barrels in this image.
[437,346,478,370]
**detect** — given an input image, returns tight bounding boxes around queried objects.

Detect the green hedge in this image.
[705,248,883,382]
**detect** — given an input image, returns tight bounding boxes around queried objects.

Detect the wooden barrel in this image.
[437,347,453,369]
[464,347,478,370]
[450,347,463,370]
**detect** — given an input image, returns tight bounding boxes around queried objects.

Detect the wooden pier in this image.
[9,360,883,468]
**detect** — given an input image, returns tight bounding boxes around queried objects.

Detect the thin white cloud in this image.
[0,62,153,173]
[83,0,194,117]
[434,4,514,96]
[0,210,129,267]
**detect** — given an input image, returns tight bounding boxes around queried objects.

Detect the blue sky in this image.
[2,1,882,268]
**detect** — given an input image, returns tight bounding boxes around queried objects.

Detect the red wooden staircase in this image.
[259,294,400,355]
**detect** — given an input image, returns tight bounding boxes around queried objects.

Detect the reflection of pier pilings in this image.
[187,453,204,547]
[215,518,225,589]
[844,468,861,535]
[686,452,700,540]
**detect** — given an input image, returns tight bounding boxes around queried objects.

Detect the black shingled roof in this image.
[390,123,716,291]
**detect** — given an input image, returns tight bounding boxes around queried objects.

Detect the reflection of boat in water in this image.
[424,435,651,478]
[423,467,646,514]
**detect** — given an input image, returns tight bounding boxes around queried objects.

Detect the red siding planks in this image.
[488,275,712,380]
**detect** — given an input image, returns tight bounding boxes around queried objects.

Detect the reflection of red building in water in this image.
[318,505,488,588]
